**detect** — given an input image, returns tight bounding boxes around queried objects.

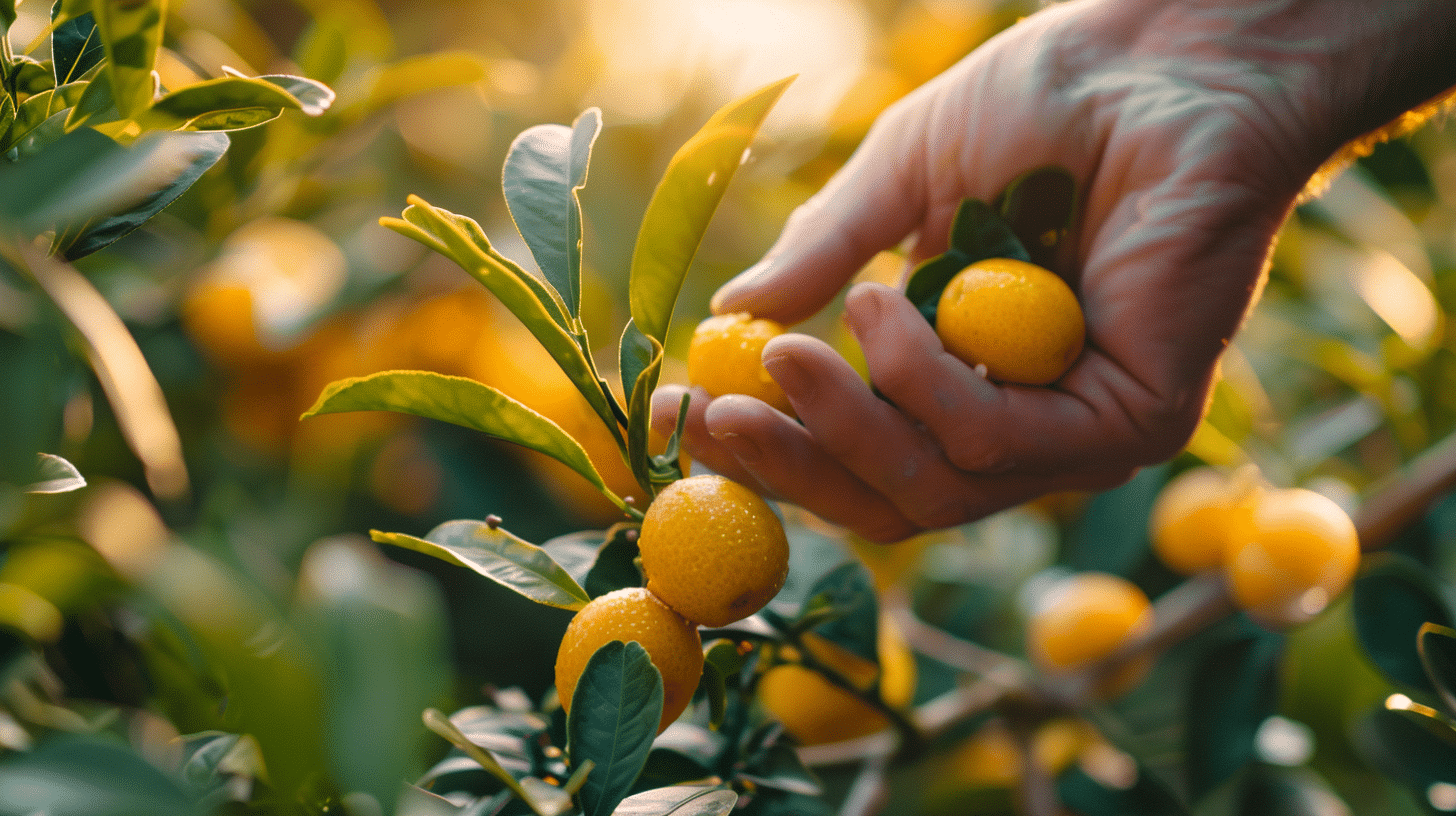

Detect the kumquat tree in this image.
[3,1,1456,815]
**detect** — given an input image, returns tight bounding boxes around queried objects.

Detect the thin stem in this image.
[1356,427,1456,551]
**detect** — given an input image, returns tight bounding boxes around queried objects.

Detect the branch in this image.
[1355,427,1456,550]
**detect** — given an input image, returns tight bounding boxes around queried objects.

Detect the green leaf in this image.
[0,94,15,146]
[24,452,86,494]
[1353,553,1454,695]
[423,709,572,816]
[628,75,793,344]
[1236,766,1352,816]
[52,10,103,86]
[1,0,14,35]
[903,199,1030,326]
[359,51,491,113]
[504,107,601,317]
[373,519,591,611]
[302,369,632,517]
[611,785,737,816]
[0,734,203,816]
[64,66,115,130]
[91,0,164,118]
[58,130,228,260]
[1360,704,1456,788]
[738,739,821,796]
[382,198,629,448]
[1057,764,1188,816]
[626,334,665,498]
[4,83,87,153]
[584,524,642,599]
[801,561,878,664]
[1184,631,1284,799]
[568,641,664,816]
[1067,465,1167,576]
[994,165,1078,270]
[137,75,319,131]
[1419,622,1456,716]
[246,71,335,116]
[13,55,57,95]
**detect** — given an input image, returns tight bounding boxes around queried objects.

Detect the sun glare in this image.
[586,0,871,131]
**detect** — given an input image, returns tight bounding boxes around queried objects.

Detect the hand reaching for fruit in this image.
[652,0,1456,542]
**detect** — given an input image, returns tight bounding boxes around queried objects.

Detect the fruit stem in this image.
[785,629,926,761]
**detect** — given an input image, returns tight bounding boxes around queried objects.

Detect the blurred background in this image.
[2,0,1456,813]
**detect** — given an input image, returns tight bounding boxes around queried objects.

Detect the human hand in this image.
[652,0,1456,543]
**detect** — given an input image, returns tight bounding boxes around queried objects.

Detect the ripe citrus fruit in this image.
[934,258,1085,385]
[1026,572,1153,698]
[1224,487,1360,629]
[757,617,916,745]
[687,312,795,416]
[637,474,790,627]
[554,587,703,734]
[1148,465,1262,576]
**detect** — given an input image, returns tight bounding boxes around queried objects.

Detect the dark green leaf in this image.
[303,370,632,517]
[739,739,822,797]
[994,166,1078,270]
[0,734,203,816]
[373,520,591,611]
[1185,631,1284,798]
[569,641,664,816]
[1236,766,1351,816]
[903,198,1031,326]
[626,335,665,498]
[1420,622,1456,715]
[610,785,737,816]
[59,130,228,260]
[701,639,746,730]
[1360,704,1456,788]
[1057,764,1188,816]
[503,107,601,317]
[4,84,86,153]
[24,452,86,494]
[0,95,14,145]
[52,10,103,85]
[628,76,793,344]
[1353,553,1454,694]
[91,0,163,117]
[139,76,313,131]
[63,67,114,130]
[801,561,878,664]
[584,525,642,599]
[619,319,656,417]
[1067,464,1167,575]
[12,55,56,95]
[1,0,14,34]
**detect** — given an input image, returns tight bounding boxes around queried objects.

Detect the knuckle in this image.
[943,433,1016,474]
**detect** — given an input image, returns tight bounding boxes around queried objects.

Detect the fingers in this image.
[710,103,930,324]
[842,281,1203,475]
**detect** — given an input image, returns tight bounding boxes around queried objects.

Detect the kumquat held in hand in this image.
[934,258,1085,386]
[688,312,795,416]
[636,474,791,627]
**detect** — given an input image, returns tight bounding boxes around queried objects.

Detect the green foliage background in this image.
[2,0,1456,814]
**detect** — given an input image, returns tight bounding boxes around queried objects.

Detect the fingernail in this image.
[844,284,883,337]
[712,431,763,464]
[762,350,811,401]
[710,261,772,314]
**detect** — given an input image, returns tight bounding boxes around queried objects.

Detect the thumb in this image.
[711,112,926,324]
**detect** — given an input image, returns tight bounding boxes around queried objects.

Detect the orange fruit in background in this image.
[757,616,916,746]
[934,258,1085,385]
[1026,572,1152,699]
[1148,465,1263,576]
[1225,487,1360,629]
[554,587,704,734]
[688,312,795,416]
[637,474,790,627]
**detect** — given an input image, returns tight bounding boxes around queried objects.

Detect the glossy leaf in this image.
[4,83,87,153]
[504,107,602,317]
[626,333,665,497]
[137,75,324,131]
[611,785,737,816]
[52,10,103,85]
[903,198,1030,325]
[1353,553,1454,694]
[373,519,591,611]
[1419,622,1456,715]
[0,95,15,145]
[583,524,642,599]
[1185,631,1284,798]
[628,75,793,344]
[801,561,878,664]
[64,67,115,130]
[58,130,229,260]
[245,72,335,116]
[569,641,664,816]
[1,0,13,33]
[0,734,202,816]
[24,452,86,494]
[423,708,572,816]
[14,55,58,95]
[738,740,822,797]
[1361,704,1456,788]
[303,369,631,517]
[382,198,627,444]
[91,0,163,118]
[994,165,1078,270]
[700,640,741,730]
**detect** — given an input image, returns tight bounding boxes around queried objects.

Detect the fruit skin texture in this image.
[1225,487,1360,629]
[638,475,791,627]
[757,618,916,746]
[688,312,795,416]
[1149,466,1261,576]
[934,258,1085,385]
[1026,572,1153,698]
[554,587,703,734]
